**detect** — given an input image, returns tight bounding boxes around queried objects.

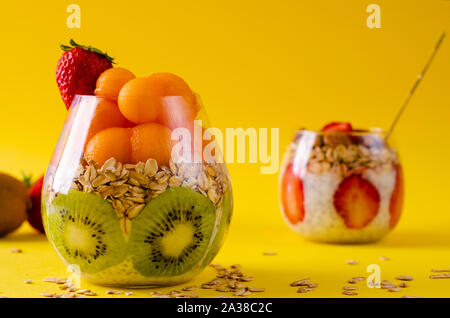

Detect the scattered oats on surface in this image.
[125,292,133,296]
[151,294,170,298]
[429,274,450,279]
[348,277,365,284]
[85,292,98,296]
[342,291,358,296]
[380,256,390,261]
[201,283,216,289]
[182,286,198,291]
[381,284,397,289]
[41,292,56,298]
[395,276,413,281]
[233,289,248,296]
[200,264,261,297]
[179,292,199,298]
[42,277,59,283]
[346,260,358,265]
[263,252,277,256]
[247,287,265,292]
[381,280,393,285]
[402,295,422,298]
[296,287,312,293]
[388,287,401,292]
[216,286,233,292]
[290,278,311,287]
[10,248,22,253]
[24,280,32,284]
[398,282,409,288]
[343,286,358,291]
[431,268,450,273]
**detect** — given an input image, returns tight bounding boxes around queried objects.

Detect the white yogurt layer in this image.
[286,169,396,243]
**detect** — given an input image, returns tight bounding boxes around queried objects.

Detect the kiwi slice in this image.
[129,187,216,277]
[46,190,127,274]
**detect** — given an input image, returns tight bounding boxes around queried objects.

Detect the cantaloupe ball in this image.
[118,73,198,125]
[84,127,132,166]
[118,78,160,124]
[85,98,133,144]
[130,123,174,166]
[158,96,197,130]
[95,67,136,101]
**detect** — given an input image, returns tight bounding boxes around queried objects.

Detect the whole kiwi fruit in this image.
[0,173,30,237]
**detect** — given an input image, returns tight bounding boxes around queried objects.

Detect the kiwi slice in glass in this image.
[129,187,216,277]
[46,190,127,274]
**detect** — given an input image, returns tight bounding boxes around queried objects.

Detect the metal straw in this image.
[385,32,446,141]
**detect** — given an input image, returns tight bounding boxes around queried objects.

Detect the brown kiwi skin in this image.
[0,173,30,237]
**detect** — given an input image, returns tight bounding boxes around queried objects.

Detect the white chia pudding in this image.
[280,127,403,243]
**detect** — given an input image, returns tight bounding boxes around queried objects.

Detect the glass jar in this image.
[279,129,403,243]
[42,95,232,286]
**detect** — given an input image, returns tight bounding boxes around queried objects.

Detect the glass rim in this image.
[296,127,387,137]
[73,93,199,98]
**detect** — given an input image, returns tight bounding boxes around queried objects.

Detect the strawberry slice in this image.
[333,175,380,229]
[321,122,353,132]
[389,165,404,229]
[281,163,305,224]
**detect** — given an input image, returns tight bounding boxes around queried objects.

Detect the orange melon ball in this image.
[84,127,132,166]
[158,96,197,130]
[118,73,197,125]
[86,99,133,143]
[147,72,195,99]
[118,78,161,124]
[130,123,174,166]
[95,67,136,101]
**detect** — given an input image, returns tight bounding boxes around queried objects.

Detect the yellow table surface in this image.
[0,0,450,299]
[1,215,450,298]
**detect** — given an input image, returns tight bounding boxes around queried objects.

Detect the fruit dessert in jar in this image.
[43,40,233,287]
[280,122,403,243]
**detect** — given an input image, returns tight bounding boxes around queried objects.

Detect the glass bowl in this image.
[279,129,403,243]
[42,95,233,287]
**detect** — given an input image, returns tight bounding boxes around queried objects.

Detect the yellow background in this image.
[0,0,450,298]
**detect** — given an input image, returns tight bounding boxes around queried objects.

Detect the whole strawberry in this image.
[26,175,45,233]
[56,39,114,109]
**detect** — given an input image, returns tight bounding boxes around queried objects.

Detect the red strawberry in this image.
[389,165,404,229]
[27,175,45,233]
[321,122,353,132]
[56,39,114,109]
[281,163,305,224]
[333,175,380,229]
